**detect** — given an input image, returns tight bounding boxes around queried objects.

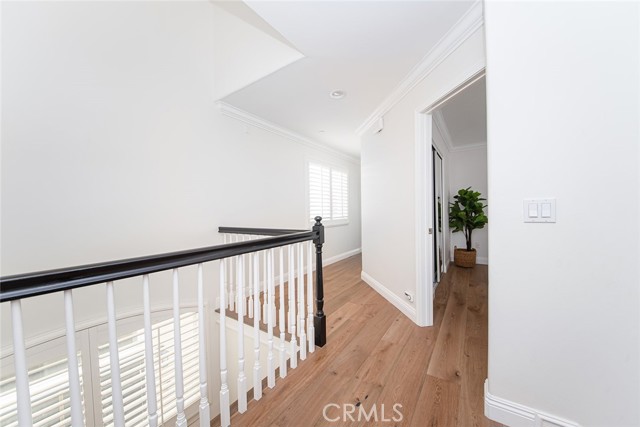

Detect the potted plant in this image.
[449,187,488,268]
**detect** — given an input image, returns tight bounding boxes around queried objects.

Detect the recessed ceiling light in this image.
[330,90,346,99]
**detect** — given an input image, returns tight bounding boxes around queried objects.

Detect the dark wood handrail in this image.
[218,226,308,236]
[0,230,315,303]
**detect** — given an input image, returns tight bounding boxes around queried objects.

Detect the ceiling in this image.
[220,1,476,157]
[438,76,487,148]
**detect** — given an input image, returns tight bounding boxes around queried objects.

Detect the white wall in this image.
[449,146,488,263]
[0,1,360,351]
[360,26,485,323]
[485,1,639,426]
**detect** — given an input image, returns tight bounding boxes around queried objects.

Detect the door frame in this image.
[414,69,485,326]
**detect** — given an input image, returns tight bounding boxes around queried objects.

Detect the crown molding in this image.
[451,142,487,153]
[355,1,484,137]
[218,102,360,164]
[432,110,454,153]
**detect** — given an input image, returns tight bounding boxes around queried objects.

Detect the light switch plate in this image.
[523,199,556,223]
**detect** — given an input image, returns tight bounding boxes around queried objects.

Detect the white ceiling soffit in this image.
[221,0,478,157]
[212,2,304,100]
[438,76,486,149]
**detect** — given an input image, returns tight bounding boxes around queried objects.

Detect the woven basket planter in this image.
[454,247,476,268]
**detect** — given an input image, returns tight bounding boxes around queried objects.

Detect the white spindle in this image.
[11,300,32,427]
[252,252,262,400]
[197,264,211,427]
[229,235,235,312]
[262,249,268,324]
[142,275,159,427]
[223,234,229,309]
[267,249,276,388]
[288,245,297,368]
[106,281,125,427]
[172,270,187,427]
[248,236,254,319]
[237,256,248,413]
[278,247,287,378]
[297,243,307,360]
[307,240,315,353]
[63,290,83,427]
[219,260,231,427]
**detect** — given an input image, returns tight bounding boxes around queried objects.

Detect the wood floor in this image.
[225,254,501,427]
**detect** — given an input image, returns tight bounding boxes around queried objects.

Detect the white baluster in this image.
[197,264,211,427]
[223,234,230,309]
[298,243,307,360]
[252,252,262,400]
[236,256,248,413]
[288,245,298,368]
[248,236,254,319]
[142,275,159,427]
[238,236,247,316]
[307,240,315,353]
[229,235,235,312]
[262,249,268,324]
[172,270,187,427]
[267,249,276,388]
[219,260,231,427]
[63,290,83,427]
[106,281,125,427]
[278,247,287,378]
[11,300,32,427]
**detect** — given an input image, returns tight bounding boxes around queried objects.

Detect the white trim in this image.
[218,102,359,164]
[432,110,454,153]
[451,142,487,153]
[324,248,361,266]
[360,271,416,322]
[356,1,484,136]
[476,256,488,265]
[484,380,581,427]
[414,112,433,327]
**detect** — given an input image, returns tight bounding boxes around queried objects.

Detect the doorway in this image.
[414,69,486,326]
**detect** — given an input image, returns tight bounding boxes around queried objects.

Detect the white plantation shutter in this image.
[331,170,348,220]
[0,354,85,427]
[309,163,349,222]
[99,312,200,426]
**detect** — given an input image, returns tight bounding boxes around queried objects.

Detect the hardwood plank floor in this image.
[223,254,502,427]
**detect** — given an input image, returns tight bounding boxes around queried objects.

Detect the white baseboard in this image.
[484,380,581,427]
[325,248,361,266]
[477,256,488,265]
[360,271,416,322]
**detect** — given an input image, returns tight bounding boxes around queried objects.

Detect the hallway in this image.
[226,255,500,426]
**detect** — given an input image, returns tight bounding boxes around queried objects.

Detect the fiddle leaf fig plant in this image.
[449,187,488,251]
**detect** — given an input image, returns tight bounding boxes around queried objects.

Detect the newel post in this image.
[312,216,327,347]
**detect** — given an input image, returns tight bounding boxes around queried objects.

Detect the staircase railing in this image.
[0,217,326,427]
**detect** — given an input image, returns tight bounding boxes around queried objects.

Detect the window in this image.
[99,312,200,427]
[308,163,349,224]
[0,351,85,427]
[0,310,200,427]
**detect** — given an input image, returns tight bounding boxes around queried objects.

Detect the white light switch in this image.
[541,203,552,218]
[524,199,556,223]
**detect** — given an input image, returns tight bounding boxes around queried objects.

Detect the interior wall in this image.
[0,1,361,350]
[485,1,639,425]
[449,145,488,263]
[360,26,485,324]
